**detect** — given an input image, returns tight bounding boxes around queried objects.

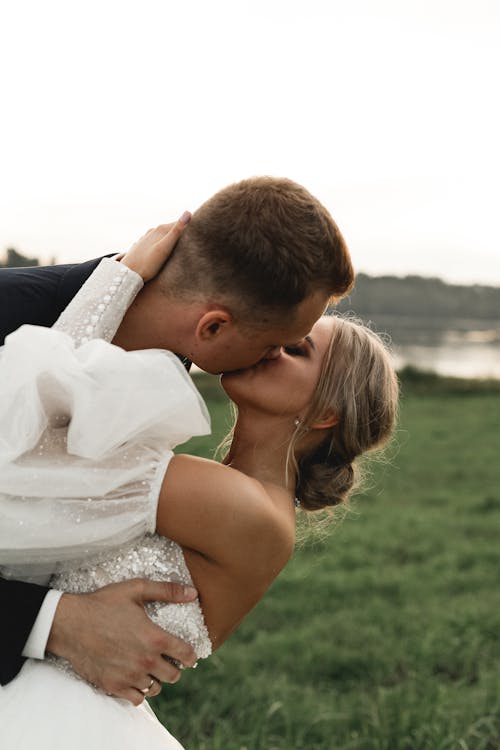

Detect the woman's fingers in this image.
[120,211,192,282]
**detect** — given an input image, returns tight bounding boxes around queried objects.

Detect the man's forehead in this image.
[287,294,329,334]
[270,320,314,347]
[248,292,328,343]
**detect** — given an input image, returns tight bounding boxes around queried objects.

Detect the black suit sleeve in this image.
[0,578,50,684]
[0,257,107,344]
[0,256,107,683]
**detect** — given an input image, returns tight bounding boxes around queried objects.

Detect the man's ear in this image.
[195,309,233,341]
[310,412,339,430]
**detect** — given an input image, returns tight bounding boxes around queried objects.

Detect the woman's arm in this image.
[0,218,201,699]
[156,455,295,649]
[52,258,143,344]
[53,220,189,344]
[0,218,199,572]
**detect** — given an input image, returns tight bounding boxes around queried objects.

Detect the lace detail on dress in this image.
[48,533,212,685]
[53,258,143,345]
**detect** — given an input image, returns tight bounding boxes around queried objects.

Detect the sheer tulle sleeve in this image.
[0,260,210,583]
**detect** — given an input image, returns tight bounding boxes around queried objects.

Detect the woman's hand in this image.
[119,211,191,282]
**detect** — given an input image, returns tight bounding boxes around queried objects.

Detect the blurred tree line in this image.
[0,248,41,268]
[336,272,500,321]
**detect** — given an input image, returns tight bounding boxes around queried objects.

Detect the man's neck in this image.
[111,282,197,354]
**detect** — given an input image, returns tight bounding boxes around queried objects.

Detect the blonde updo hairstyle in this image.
[290,315,399,512]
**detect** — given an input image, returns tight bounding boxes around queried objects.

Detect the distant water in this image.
[393,342,500,379]
[372,316,500,379]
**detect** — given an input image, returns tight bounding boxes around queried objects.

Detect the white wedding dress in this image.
[0,259,212,748]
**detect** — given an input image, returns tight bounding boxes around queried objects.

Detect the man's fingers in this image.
[144,677,162,698]
[138,579,198,604]
[132,676,162,699]
[152,653,186,682]
[113,688,145,706]
[48,580,199,706]
[113,679,161,703]
[151,628,197,671]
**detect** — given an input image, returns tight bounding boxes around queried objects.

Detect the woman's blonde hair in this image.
[290,315,399,512]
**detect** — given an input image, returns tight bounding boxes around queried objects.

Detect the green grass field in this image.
[151,371,500,750]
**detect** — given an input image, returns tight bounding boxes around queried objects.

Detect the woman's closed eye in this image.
[284,344,307,357]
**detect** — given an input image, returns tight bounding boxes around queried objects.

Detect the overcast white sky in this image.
[1,0,499,284]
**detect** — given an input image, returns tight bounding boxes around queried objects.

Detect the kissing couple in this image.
[0,177,398,748]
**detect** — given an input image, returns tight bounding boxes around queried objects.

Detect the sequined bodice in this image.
[51,534,212,663]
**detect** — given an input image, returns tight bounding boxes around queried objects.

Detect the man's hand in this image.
[120,212,191,282]
[46,579,198,705]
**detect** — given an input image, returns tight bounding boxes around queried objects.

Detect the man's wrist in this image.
[45,592,80,658]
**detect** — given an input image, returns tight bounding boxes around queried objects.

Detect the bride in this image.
[0,229,398,748]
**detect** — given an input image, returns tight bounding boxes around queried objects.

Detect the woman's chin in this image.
[220,365,260,403]
[221,362,259,380]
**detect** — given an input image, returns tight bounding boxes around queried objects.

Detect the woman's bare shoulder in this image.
[158,454,296,649]
[158,454,295,575]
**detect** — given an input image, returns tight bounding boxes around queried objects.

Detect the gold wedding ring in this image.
[139,678,155,695]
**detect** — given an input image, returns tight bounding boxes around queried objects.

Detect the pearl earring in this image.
[294,418,300,427]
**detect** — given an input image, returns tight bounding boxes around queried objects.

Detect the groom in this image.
[0,176,354,702]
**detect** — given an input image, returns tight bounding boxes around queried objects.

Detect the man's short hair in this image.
[161,176,354,322]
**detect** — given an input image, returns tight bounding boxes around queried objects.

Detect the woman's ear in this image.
[310,412,339,430]
[195,309,232,341]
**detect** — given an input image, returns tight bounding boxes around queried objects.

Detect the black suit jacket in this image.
[0,256,107,684]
